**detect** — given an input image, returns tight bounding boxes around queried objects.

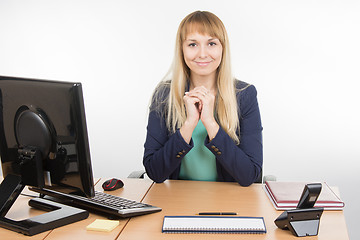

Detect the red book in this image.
[264,181,345,210]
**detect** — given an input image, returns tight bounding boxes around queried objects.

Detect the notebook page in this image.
[163,216,265,231]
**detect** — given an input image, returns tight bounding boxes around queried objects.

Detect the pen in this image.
[198,212,237,215]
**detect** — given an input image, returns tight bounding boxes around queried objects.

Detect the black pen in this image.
[198,212,237,215]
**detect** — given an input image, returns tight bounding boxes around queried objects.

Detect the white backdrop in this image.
[0,1,359,238]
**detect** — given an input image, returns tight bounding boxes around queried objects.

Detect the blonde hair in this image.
[153,11,240,144]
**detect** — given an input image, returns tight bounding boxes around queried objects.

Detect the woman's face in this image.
[182,32,223,79]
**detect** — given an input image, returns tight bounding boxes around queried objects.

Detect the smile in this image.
[195,61,212,67]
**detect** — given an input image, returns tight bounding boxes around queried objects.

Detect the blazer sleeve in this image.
[143,110,193,183]
[205,84,263,186]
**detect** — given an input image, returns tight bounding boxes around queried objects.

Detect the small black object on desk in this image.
[275,183,324,237]
[102,178,124,191]
[198,212,237,215]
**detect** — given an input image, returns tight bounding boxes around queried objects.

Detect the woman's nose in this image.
[198,45,208,58]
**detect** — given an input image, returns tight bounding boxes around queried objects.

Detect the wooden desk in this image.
[0,177,154,240]
[118,180,349,240]
[0,178,349,239]
[44,178,154,240]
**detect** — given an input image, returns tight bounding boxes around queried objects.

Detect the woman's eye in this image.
[209,42,216,46]
[188,43,197,47]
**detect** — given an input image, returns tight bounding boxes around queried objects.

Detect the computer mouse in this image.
[102,178,124,191]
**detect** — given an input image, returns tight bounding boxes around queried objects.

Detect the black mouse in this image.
[102,178,124,191]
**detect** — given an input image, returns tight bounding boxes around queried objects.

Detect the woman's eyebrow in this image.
[185,38,219,42]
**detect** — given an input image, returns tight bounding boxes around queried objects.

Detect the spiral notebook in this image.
[162,216,266,234]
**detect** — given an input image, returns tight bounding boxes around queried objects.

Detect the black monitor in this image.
[0,75,94,197]
[0,75,94,235]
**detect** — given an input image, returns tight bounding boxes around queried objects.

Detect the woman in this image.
[143,10,263,186]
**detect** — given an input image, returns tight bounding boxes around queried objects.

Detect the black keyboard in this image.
[29,187,162,218]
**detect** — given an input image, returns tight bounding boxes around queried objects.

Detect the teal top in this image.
[179,120,217,181]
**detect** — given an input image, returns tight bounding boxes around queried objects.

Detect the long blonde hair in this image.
[153,11,240,144]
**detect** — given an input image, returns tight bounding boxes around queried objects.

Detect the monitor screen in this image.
[0,75,94,198]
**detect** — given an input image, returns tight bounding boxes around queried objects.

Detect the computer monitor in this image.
[0,75,94,197]
[0,75,94,235]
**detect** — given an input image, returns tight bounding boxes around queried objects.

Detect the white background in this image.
[0,1,359,239]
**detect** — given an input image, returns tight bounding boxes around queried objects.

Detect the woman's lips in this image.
[195,61,211,67]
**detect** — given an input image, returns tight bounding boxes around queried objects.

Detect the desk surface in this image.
[0,177,154,240]
[118,180,349,240]
[0,178,349,240]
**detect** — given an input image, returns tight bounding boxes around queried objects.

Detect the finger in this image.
[187,91,206,100]
[184,95,202,112]
[192,87,210,96]
[184,92,201,101]
[188,87,208,94]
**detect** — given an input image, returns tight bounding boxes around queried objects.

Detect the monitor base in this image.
[0,174,89,236]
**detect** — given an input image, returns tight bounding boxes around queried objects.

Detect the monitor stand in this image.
[0,174,89,236]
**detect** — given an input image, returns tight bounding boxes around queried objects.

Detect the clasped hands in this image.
[181,86,219,143]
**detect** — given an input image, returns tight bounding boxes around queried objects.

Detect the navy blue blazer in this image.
[143,80,263,186]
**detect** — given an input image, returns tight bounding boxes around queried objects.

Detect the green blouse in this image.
[179,120,217,181]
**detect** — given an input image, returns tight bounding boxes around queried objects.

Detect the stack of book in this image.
[264,181,345,210]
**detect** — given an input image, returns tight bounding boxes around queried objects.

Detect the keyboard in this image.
[29,187,162,218]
